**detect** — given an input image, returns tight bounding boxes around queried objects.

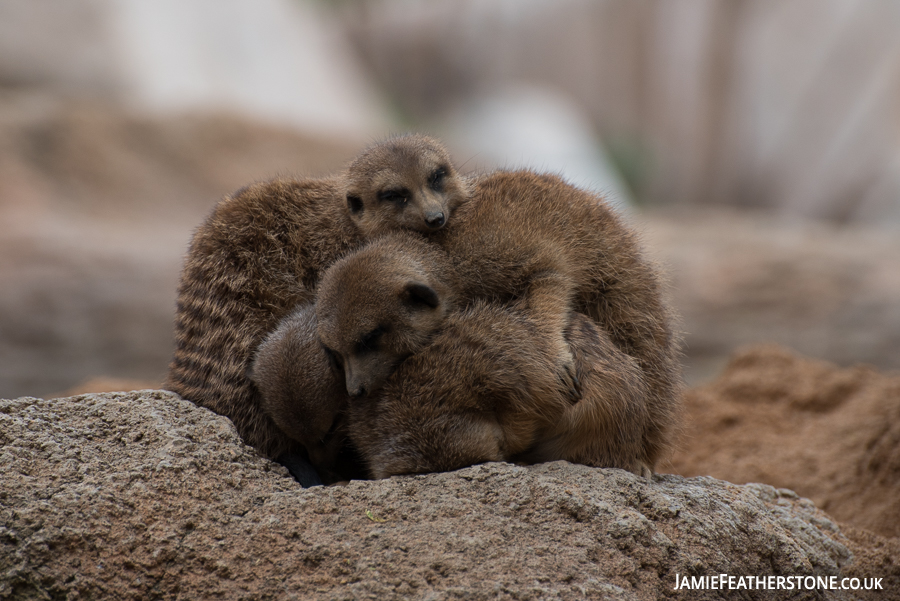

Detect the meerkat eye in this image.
[358,325,387,353]
[429,166,448,191]
[378,188,409,204]
[347,194,363,214]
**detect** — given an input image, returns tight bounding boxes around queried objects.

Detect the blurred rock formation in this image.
[0,0,390,137]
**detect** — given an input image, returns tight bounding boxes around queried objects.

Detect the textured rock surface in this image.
[2,390,894,599]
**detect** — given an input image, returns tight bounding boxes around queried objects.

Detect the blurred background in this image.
[1,0,898,399]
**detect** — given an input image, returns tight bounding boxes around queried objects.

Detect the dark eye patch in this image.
[378,188,409,204]
[357,325,388,353]
[429,166,447,191]
[347,194,363,214]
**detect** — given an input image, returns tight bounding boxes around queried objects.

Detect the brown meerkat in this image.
[164,176,366,484]
[440,169,682,466]
[250,230,457,481]
[250,302,364,484]
[344,134,472,237]
[316,232,461,400]
[165,138,470,483]
[315,232,665,477]
[341,138,681,453]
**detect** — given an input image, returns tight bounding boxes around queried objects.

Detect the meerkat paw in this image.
[636,461,654,479]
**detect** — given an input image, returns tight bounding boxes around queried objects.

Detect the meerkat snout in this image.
[425,211,445,229]
[346,370,367,398]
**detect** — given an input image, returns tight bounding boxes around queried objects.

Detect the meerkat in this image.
[315,232,666,477]
[164,176,365,483]
[344,134,472,236]
[341,138,681,441]
[165,139,470,483]
[316,232,460,399]
[441,169,682,466]
[250,302,365,484]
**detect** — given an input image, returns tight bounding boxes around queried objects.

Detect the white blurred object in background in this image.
[441,84,633,212]
[0,0,390,139]
[347,0,900,225]
[111,0,388,138]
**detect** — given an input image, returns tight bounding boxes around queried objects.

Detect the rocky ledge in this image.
[0,390,894,600]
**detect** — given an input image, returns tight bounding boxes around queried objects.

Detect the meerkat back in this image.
[165,176,362,462]
[436,170,683,460]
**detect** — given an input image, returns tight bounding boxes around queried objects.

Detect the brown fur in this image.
[330,237,660,477]
[346,298,574,479]
[164,177,362,460]
[331,136,682,465]
[318,232,675,476]
[519,314,657,477]
[437,170,683,466]
[250,303,360,482]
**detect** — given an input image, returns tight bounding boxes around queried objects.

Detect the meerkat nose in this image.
[426,213,446,229]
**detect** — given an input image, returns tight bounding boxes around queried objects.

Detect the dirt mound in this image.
[49,376,160,398]
[669,343,900,538]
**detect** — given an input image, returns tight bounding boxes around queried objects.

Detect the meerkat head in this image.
[344,134,470,237]
[316,235,453,398]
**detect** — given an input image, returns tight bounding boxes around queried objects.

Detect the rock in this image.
[1,390,893,599]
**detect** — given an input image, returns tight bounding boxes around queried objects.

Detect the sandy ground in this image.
[668,343,900,539]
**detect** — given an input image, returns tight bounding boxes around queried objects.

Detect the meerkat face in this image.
[316,245,449,398]
[345,135,469,237]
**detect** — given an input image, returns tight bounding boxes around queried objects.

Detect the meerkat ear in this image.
[403,282,440,309]
[347,194,363,214]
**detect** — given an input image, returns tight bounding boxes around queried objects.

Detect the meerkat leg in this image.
[276,451,324,487]
[637,461,654,479]
[525,270,582,400]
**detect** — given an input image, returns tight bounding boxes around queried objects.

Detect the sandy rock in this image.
[1,390,891,600]
[670,343,900,540]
